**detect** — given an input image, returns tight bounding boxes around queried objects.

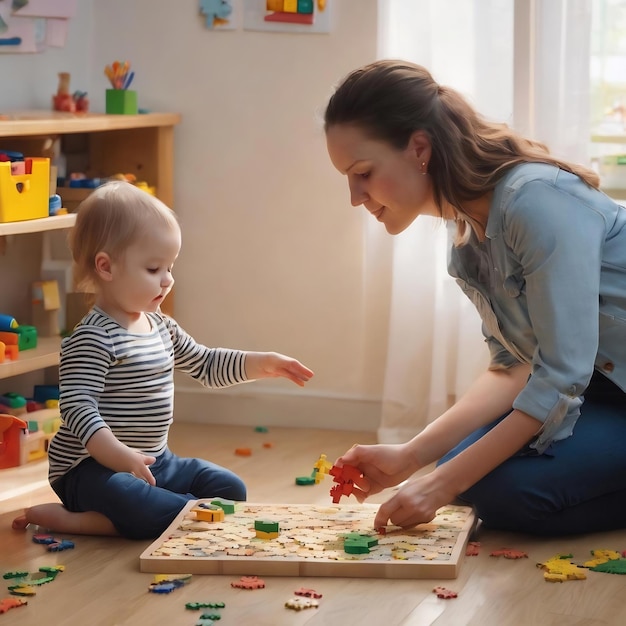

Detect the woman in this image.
[325,59,626,535]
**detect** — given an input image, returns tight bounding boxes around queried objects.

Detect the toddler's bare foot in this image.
[11,503,118,536]
[11,514,29,530]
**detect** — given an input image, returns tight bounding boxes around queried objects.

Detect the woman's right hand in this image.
[335,442,421,501]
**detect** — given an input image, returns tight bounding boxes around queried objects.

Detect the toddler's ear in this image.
[94,251,113,281]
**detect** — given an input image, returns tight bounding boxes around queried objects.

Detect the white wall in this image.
[0,1,94,109]
[1,1,390,431]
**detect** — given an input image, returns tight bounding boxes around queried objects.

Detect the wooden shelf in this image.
[0,213,76,236]
[602,188,626,200]
[0,336,63,379]
[0,111,181,138]
[591,133,626,144]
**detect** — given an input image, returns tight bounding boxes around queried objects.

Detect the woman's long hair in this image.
[324,60,599,243]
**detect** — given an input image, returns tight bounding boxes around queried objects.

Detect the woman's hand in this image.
[372,468,459,529]
[336,442,421,501]
[244,351,314,386]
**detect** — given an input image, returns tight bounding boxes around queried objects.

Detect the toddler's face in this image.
[113,223,181,314]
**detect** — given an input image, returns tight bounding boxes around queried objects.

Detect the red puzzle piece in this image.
[328,464,362,503]
[231,576,265,589]
[433,586,457,599]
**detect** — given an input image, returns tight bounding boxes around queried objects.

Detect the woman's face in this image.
[326,124,437,235]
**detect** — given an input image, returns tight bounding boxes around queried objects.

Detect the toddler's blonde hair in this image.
[69,181,179,293]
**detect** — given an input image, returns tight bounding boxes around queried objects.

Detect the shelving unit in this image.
[0,110,180,384]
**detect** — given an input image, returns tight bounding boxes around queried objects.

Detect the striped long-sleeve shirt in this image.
[47,307,247,484]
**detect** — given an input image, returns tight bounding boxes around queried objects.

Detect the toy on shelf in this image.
[0,314,38,363]
[0,386,60,468]
[104,61,137,115]
[0,414,27,469]
[52,72,89,113]
[32,280,60,337]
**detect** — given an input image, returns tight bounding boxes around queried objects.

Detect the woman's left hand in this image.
[372,468,459,529]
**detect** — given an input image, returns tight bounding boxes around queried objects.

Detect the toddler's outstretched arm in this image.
[244,351,314,387]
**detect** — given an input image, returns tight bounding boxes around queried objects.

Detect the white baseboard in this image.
[173,386,381,432]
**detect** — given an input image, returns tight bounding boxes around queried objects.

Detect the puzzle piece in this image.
[294,587,322,598]
[433,586,457,599]
[186,602,226,610]
[537,554,587,582]
[231,576,265,589]
[329,464,362,503]
[47,540,75,552]
[0,597,27,614]
[490,548,527,559]
[285,596,319,611]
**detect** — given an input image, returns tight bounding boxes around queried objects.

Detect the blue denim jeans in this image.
[438,372,626,535]
[52,448,246,539]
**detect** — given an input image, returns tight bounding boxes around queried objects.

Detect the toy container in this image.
[0,157,50,223]
[106,89,138,115]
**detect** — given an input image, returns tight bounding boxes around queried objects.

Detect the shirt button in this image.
[603,362,615,373]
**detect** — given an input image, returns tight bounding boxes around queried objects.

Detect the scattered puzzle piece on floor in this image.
[2,571,28,580]
[231,576,265,590]
[589,559,626,574]
[285,596,319,611]
[583,549,621,568]
[186,602,225,610]
[294,587,322,598]
[48,539,75,552]
[433,586,457,599]
[537,554,587,582]
[235,447,252,456]
[0,597,27,614]
[490,548,528,559]
[295,475,316,485]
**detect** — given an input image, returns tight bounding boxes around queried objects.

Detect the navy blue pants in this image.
[438,372,626,535]
[52,448,246,539]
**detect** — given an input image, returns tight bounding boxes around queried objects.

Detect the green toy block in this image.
[254,519,279,533]
[210,497,236,514]
[15,325,37,350]
[106,89,138,115]
[298,0,314,13]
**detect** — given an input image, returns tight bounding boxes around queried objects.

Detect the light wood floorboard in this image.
[2,422,625,626]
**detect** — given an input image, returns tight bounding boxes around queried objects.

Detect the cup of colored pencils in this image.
[104,61,138,115]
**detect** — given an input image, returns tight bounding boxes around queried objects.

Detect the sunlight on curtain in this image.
[375,0,514,443]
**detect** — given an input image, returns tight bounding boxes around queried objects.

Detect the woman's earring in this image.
[421,162,427,175]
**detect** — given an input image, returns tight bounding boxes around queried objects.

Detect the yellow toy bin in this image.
[0,157,50,223]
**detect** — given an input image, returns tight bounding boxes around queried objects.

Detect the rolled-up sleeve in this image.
[504,176,606,451]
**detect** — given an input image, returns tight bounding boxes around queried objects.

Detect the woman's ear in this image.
[94,251,113,281]
[407,130,432,165]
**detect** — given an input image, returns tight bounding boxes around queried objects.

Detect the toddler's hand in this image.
[246,352,314,387]
[128,452,156,486]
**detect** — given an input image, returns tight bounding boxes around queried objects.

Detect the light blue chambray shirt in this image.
[448,162,626,452]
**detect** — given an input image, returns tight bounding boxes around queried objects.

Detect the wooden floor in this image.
[2,422,626,626]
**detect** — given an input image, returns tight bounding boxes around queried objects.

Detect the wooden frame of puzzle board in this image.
[139,500,476,579]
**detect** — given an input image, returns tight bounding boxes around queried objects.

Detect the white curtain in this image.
[374,0,592,443]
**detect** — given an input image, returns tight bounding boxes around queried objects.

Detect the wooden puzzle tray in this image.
[139,500,476,579]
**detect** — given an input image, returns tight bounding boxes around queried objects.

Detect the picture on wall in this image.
[243,0,331,34]
[199,0,238,31]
